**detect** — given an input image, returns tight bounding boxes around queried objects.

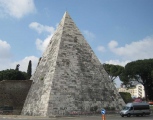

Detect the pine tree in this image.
[15,64,20,71]
[27,60,32,79]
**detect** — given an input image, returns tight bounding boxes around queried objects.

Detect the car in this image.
[148,101,153,105]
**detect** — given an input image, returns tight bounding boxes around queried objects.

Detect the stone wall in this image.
[0,80,32,114]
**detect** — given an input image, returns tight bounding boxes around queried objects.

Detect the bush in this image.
[0,69,28,81]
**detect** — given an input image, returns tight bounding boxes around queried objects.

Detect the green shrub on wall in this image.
[0,69,28,81]
[40,77,44,80]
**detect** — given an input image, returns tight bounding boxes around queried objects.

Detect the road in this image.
[0,114,153,120]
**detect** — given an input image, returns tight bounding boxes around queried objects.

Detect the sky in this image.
[0,0,153,87]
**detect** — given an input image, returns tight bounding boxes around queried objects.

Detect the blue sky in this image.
[0,0,153,87]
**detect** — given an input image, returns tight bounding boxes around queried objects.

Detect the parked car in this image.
[148,101,153,105]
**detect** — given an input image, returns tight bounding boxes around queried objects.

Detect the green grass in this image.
[150,106,153,109]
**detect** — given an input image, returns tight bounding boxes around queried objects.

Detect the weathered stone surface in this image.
[0,80,32,114]
[21,12,125,116]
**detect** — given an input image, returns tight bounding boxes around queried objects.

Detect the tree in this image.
[27,60,32,79]
[15,64,20,71]
[103,64,124,81]
[119,59,153,101]
[119,92,132,103]
[0,69,28,81]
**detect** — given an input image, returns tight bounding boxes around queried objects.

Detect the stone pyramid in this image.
[22,12,125,116]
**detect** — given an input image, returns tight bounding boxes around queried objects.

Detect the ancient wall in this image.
[0,80,32,114]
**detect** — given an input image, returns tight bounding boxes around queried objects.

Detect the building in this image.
[118,84,145,98]
[21,12,125,116]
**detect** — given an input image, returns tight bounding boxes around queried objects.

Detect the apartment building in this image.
[118,84,145,98]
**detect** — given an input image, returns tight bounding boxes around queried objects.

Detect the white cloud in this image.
[35,34,53,53]
[29,22,55,53]
[0,39,11,59]
[108,36,153,61]
[11,56,39,73]
[0,39,38,73]
[108,40,118,49]
[104,59,130,66]
[97,46,105,53]
[83,30,95,41]
[29,22,55,34]
[0,55,39,74]
[0,59,11,70]
[0,0,36,19]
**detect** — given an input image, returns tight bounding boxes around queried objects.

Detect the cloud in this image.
[108,40,118,49]
[35,34,53,53]
[97,46,106,53]
[108,36,153,61]
[104,59,130,66]
[83,30,95,41]
[0,55,39,74]
[11,56,39,73]
[29,22,55,53]
[29,22,55,34]
[0,0,36,19]
[0,39,11,59]
[0,39,38,73]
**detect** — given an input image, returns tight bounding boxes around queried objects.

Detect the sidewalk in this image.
[0,114,117,119]
[0,111,152,119]
[0,115,50,119]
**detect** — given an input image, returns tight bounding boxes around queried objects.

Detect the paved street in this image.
[0,114,153,120]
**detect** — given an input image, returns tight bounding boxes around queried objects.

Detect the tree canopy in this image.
[119,92,132,103]
[103,64,124,81]
[0,69,28,81]
[119,59,153,101]
[15,64,20,71]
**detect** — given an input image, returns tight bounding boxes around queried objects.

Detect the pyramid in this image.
[21,12,125,116]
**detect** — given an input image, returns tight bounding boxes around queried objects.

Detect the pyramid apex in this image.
[64,11,68,14]
[58,11,74,29]
[63,11,71,19]
[64,11,69,15]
